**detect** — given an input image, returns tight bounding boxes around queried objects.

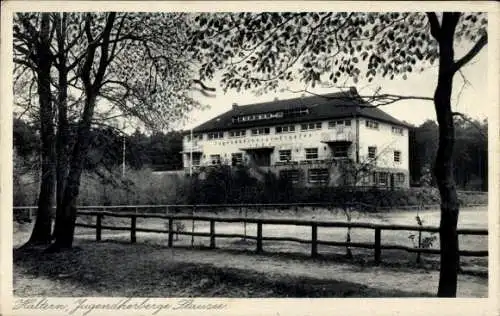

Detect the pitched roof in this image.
[191,88,411,133]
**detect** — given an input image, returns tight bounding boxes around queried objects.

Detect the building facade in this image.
[182,88,410,188]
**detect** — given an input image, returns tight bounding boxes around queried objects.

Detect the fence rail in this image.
[13,203,488,263]
[71,211,487,261]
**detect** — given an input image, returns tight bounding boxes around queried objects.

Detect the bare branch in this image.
[192,79,216,92]
[191,86,217,98]
[93,13,117,89]
[286,88,433,107]
[13,58,36,70]
[453,34,487,72]
[109,14,127,57]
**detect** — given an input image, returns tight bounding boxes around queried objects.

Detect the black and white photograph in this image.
[1,2,498,315]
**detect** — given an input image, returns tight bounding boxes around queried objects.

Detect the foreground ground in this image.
[13,207,488,297]
[14,240,487,297]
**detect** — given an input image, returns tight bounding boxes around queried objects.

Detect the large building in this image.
[182,88,410,188]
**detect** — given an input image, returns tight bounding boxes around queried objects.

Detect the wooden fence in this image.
[13,203,488,263]
[75,210,487,262]
[16,203,488,263]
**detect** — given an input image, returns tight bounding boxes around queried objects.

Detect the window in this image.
[361,173,371,184]
[279,169,300,183]
[332,144,349,158]
[191,155,201,166]
[308,168,329,183]
[231,153,243,165]
[208,132,224,140]
[251,127,270,135]
[328,120,352,128]
[365,120,379,129]
[301,122,322,131]
[396,172,405,184]
[275,125,295,134]
[378,172,388,185]
[229,130,246,138]
[283,107,309,117]
[394,150,401,162]
[279,150,292,161]
[305,148,319,160]
[186,134,202,142]
[235,112,284,123]
[392,126,404,135]
[368,146,377,159]
[210,154,221,165]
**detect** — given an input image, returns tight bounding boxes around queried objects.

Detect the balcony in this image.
[182,141,203,153]
[320,130,353,143]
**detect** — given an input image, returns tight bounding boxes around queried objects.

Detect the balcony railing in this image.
[182,141,203,153]
[320,130,353,142]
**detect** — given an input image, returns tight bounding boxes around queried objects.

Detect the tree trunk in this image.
[49,12,115,251]
[50,84,99,250]
[51,95,97,250]
[434,17,460,297]
[26,13,55,246]
[53,13,70,242]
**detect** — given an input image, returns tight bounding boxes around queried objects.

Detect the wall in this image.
[183,120,356,167]
[357,118,410,187]
[182,117,410,187]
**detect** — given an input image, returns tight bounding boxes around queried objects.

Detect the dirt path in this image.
[161,247,486,297]
[13,237,487,297]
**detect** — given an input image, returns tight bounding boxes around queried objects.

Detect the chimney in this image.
[349,86,358,95]
[232,102,238,110]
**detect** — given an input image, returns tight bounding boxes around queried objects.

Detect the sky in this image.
[181,42,488,131]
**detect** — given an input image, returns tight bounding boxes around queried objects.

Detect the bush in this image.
[78,167,185,206]
[13,160,487,209]
[13,151,38,206]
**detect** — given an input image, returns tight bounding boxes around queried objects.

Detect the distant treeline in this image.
[409,117,487,191]
[14,116,487,191]
[13,119,183,172]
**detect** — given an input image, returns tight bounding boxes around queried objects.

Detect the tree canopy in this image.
[14,12,200,131]
[190,12,486,98]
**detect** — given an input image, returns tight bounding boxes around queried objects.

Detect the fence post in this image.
[210,220,216,249]
[256,221,263,253]
[311,223,318,258]
[374,227,381,264]
[131,215,137,243]
[96,213,102,242]
[191,206,196,247]
[168,217,173,247]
